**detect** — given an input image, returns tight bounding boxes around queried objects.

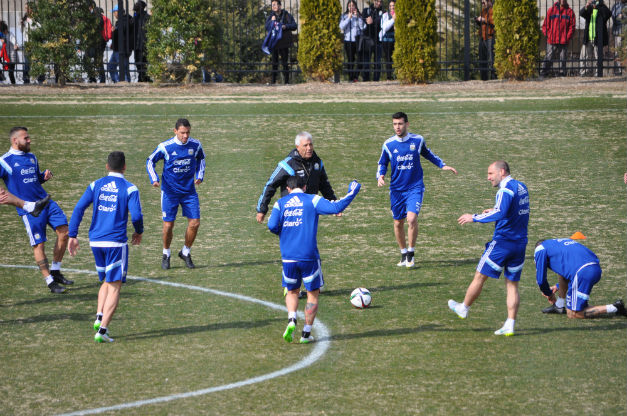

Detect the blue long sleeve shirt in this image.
[0,148,48,216]
[472,176,529,243]
[268,181,361,261]
[69,172,143,245]
[534,238,600,297]
[146,137,205,196]
[377,133,446,192]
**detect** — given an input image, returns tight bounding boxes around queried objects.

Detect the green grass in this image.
[0,81,625,415]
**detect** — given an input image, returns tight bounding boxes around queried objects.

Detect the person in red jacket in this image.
[541,0,576,76]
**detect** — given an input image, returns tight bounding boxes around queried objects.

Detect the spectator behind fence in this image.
[21,2,45,84]
[360,0,383,82]
[0,29,7,82]
[340,0,365,82]
[108,5,134,83]
[475,0,495,81]
[579,0,611,76]
[87,1,106,83]
[611,0,626,74]
[133,1,150,83]
[379,0,395,80]
[0,21,17,84]
[265,0,296,84]
[541,0,576,77]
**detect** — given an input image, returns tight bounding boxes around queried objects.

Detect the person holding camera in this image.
[541,0,576,77]
[379,1,395,80]
[580,0,611,76]
[360,0,383,82]
[475,0,495,81]
[340,0,365,82]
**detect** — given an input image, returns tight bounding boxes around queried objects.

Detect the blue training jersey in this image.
[267,181,361,261]
[146,137,205,195]
[534,238,600,296]
[69,172,144,244]
[0,149,48,216]
[376,133,446,192]
[472,176,529,243]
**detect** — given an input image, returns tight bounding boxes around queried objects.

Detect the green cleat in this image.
[94,332,114,343]
[283,321,296,343]
[93,319,101,331]
[299,335,315,344]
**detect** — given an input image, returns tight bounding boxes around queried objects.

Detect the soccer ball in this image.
[350,288,372,309]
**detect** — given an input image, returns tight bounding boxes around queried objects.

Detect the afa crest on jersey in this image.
[409,144,416,151]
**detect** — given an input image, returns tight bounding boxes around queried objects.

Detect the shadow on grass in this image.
[320,323,445,342]
[0,312,93,325]
[4,286,139,307]
[213,259,281,268]
[121,317,284,340]
[321,281,445,298]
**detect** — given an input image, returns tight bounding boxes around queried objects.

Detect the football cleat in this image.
[613,299,627,317]
[178,251,195,269]
[448,299,468,319]
[494,326,514,336]
[51,270,74,285]
[48,281,66,294]
[299,335,315,344]
[542,304,565,314]
[31,195,51,217]
[93,319,102,331]
[283,321,296,343]
[397,252,407,267]
[405,252,415,268]
[161,254,170,270]
[298,290,307,299]
[94,332,114,343]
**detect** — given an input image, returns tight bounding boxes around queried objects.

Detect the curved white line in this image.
[0,264,330,415]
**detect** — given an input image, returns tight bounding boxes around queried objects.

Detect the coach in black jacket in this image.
[256,132,338,223]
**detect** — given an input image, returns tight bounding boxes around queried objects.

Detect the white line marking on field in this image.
[0,264,330,416]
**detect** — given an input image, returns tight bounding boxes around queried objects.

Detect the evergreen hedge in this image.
[25,0,97,86]
[493,0,539,80]
[146,0,222,83]
[297,0,343,81]
[393,0,439,83]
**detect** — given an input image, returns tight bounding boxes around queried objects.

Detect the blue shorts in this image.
[91,244,128,283]
[476,239,527,281]
[566,262,601,312]
[21,200,68,247]
[161,191,200,222]
[390,187,424,220]
[282,260,324,292]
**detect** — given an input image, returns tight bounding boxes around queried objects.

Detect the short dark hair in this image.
[286,175,306,190]
[9,126,27,139]
[392,112,408,122]
[107,151,126,172]
[272,0,281,5]
[175,118,191,130]
[493,160,510,174]
[535,239,545,248]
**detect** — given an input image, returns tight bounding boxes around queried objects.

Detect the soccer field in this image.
[0,79,625,415]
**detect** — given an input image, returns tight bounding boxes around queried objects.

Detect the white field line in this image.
[0,108,624,119]
[0,264,330,416]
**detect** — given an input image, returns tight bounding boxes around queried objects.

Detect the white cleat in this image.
[494,326,514,336]
[448,299,468,319]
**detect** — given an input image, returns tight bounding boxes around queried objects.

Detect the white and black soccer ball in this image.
[350,287,372,309]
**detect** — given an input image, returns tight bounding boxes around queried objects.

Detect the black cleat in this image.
[161,254,170,270]
[31,195,51,217]
[542,304,565,314]
[613,299,627,317]
[51,270,74,285]
[178,251,195,269]
[48,281,66,294]
[298,290,307,299]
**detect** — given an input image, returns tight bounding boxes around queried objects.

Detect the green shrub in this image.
[146,0,222,84]
[393,0,439,84]
[493,0,539,80]
[25,0,96,86]
[298,0,343,81]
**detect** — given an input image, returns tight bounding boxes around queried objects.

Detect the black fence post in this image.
[463,0,470,81]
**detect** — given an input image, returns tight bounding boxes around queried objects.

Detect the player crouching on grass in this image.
[68,152,143,343]
[534,238,627,319]
[268,175,361,344]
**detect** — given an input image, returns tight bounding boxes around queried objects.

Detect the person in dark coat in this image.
[265,0,297,84]
[360,0,383,81]
[108,5,134,82]
[579,0,611,76]
[133,1,150,82]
